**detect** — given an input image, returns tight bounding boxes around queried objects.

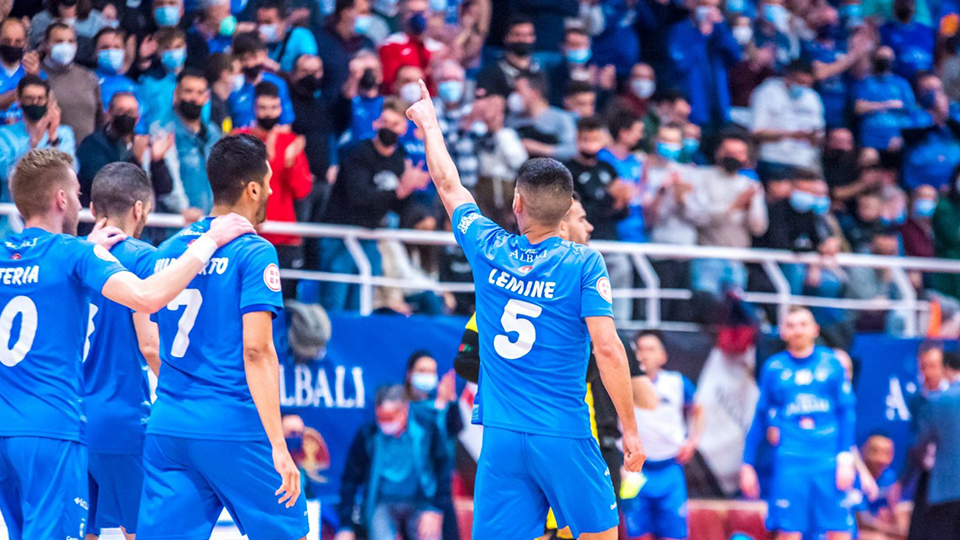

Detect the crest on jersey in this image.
[263,263,282,292]
[597,277,612,303]
[795,369,813,385]
[93,244,119,263]
[10,253,20,260]
[518,265,533,274]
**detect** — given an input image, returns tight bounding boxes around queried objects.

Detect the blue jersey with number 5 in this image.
[0,228,126,442]
[452,203,613,438]
[148,218,282,441]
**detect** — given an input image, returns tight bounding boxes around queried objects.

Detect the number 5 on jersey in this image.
[168,289,203,358]
[494,299,543,360]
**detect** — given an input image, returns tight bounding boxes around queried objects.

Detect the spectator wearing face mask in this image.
[290,53,340,195]
[234,81,312,299]
[750,59,825,182]
[901,73,960,191]
[255,0,317,73]
[343,50,386,142]
[29,0,107,60]
[506,71,576,160]
[184,0,237,70]
[679,122,704,165]
[840,190,886,253]
[608,62,655,121]
[205,52,242,133]
[150,0,184,33]
[433,59,477,189]
[0,17,44,124]
[547,26,599,107]
[475,16,540,99]
[0,74,75,186]
[76,91,173,207]
[315,0,375,98]
[823,128,871,209]
[590,0,638,79]
[319,98,430,311]
[471,94,528,229]
[562,81,598,120]
[43,22,102,142]
[153,68,220,219]
[335,385,450,540]
[137,26,186,128]
[897,184,936,260]
[879,0,934,82]
[564,116,629,242]
[93,26,136,113]
[378,0,441,92]
[229,31,295,129]
[854,46,915,152]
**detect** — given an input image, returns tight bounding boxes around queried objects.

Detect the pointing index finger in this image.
[418,79,430,101]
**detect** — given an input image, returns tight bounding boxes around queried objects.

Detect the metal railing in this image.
[7,203,960,336]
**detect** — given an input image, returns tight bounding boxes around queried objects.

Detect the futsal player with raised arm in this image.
[407,81,646,540]
[0,149,253,540]
[135,134,308,540]
[83,162,164,540]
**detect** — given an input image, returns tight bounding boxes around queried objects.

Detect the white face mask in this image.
[507,91,525,114]
[733,25,753,45]
[231,73,245,93]
[630,79,655,99]
[399,81,421,104]
[49,42,77,66]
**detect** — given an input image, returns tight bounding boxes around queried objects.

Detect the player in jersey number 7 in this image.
[408,80,645,540]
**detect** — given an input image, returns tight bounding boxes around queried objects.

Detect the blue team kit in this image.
[451,203,619,539]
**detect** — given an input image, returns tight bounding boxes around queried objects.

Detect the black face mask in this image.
[719,156,743,174]
[505,41,532,58]
[112,113,138,135]
[580,150,598,161]
[256,115,280,130]
[22,103,47,122]
[816,23,839,41]
[177,100,203,120]
[873,57,893,73]
[296,75,322,94]
[242,65,262,81]
[0,44,24,65]
[377,127,398,147]
[359,69,377,91]
[894,6,914,21]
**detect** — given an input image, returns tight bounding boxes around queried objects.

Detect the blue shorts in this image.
[88,452,144,534]
[768,460,853,534]
[137,434,309,540]
[0,436,88,540]
[623,459,688,539]
[473,426,618,540]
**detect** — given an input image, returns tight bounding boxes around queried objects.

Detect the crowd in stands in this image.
[4,0,960,333]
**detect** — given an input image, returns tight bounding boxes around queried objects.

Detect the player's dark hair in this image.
[91,162,153,219]
[634,329,665,345]
[571,191,581,203]
[576,115,603,133]
[207,134,270,205]
[515,158,573,225]
[232,30,266,57]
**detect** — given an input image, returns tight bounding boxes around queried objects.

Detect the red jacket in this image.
[235,127,313,246]
[377,32,442,91]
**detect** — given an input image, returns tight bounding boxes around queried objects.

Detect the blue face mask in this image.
[882,209,907,226]
[789,190,816,213]
[566,48,591,65]
[219,15,237,36]
[656,142,682,161]
[411,372,439,393]
[437,80,463,103]
[354,14,373,35]
[914,198,937,218]
[812,195,831,215]
[161,47,186,71]
[259,24,279,43]
[763,3,787,26]
[97,48,124,73]
[787,84,805,100]
[841,2,862,25]
[682,137,699,154]
[155,5,180,27]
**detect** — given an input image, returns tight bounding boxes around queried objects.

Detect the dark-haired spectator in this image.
[29,0,107,58]
[879,0,934,82]
[475,16,540,99]
[343,50,385,142]
[315,0,375,98]
[853,46,915,152]
[666,0,741,134]
[93,27,137,112]
[76,92,174,207]
[154,69,220,219]
[933,167,960,300]
[290,52,339,194]
[205,52,241,133]
[43,23,102,142]
[235,81,312,299]
[691,130,767,294]
[824,128,874,208]
[229,31,294,129]
[507,71,576,160]
[901,184,937,258]
[679,122,704,164]
[854,434,907,540]
[0,17,43,124]
[753,0,794,72]
[434,59,478,189]
[183,0,236,70]
[750,59,824,181]
[320,98,430,311]
[901,73,960,191]
[599,113,644,243]
[137,27,186,128]
[564,116,628,242]
[256,0,317,73]
[0,75,75,186]
[378,0,441,92]
[562,80,598,120]
[335,385,450,540]
[846,230,904,332]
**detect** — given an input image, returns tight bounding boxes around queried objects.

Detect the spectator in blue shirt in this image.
[635,0,690,83]
[879,0,935,82]
[592,0,640,78]
[855,434,908,539]
[256,0,318,73]
[229,31,295,129]
[598,114,644,243]
[93,27,137,113]
[853,46,916,151]
[666,0,741,134]
[902,73,960,190]
[345,50,384,142]
[0,18,44,124]
[315,0,375,98]
[184,0,237,70]
[805,5,872,129]
[754,0,795,71]
[137,27,186,128]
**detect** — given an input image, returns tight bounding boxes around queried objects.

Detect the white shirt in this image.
[635,370,695,462]
[750,77,825,169]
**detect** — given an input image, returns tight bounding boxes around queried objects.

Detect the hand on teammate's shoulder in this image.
[207,213,256,247]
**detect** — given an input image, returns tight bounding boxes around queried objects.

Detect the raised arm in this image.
[406,80,476,218]
[586,315,646,472]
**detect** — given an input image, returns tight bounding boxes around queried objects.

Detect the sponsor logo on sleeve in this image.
[457,212,481,234]
[597,277,612,303]
[94,244,119,263]
[264,263,282,292]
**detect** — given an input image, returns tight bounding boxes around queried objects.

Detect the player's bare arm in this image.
[243,310,302,509]
[632,376,658,410]
[406,79,476,217]
[132,312,161,376]
[586,315,646,472]
[99,213,254,313]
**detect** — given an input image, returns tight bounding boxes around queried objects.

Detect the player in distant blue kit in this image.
[83,162,162,540]
[741,307,857,540]
[407,80,645,540]
[136,134,308,540]
[0,149,253,540]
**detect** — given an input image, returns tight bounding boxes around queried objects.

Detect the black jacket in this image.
[76,127,173,207]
